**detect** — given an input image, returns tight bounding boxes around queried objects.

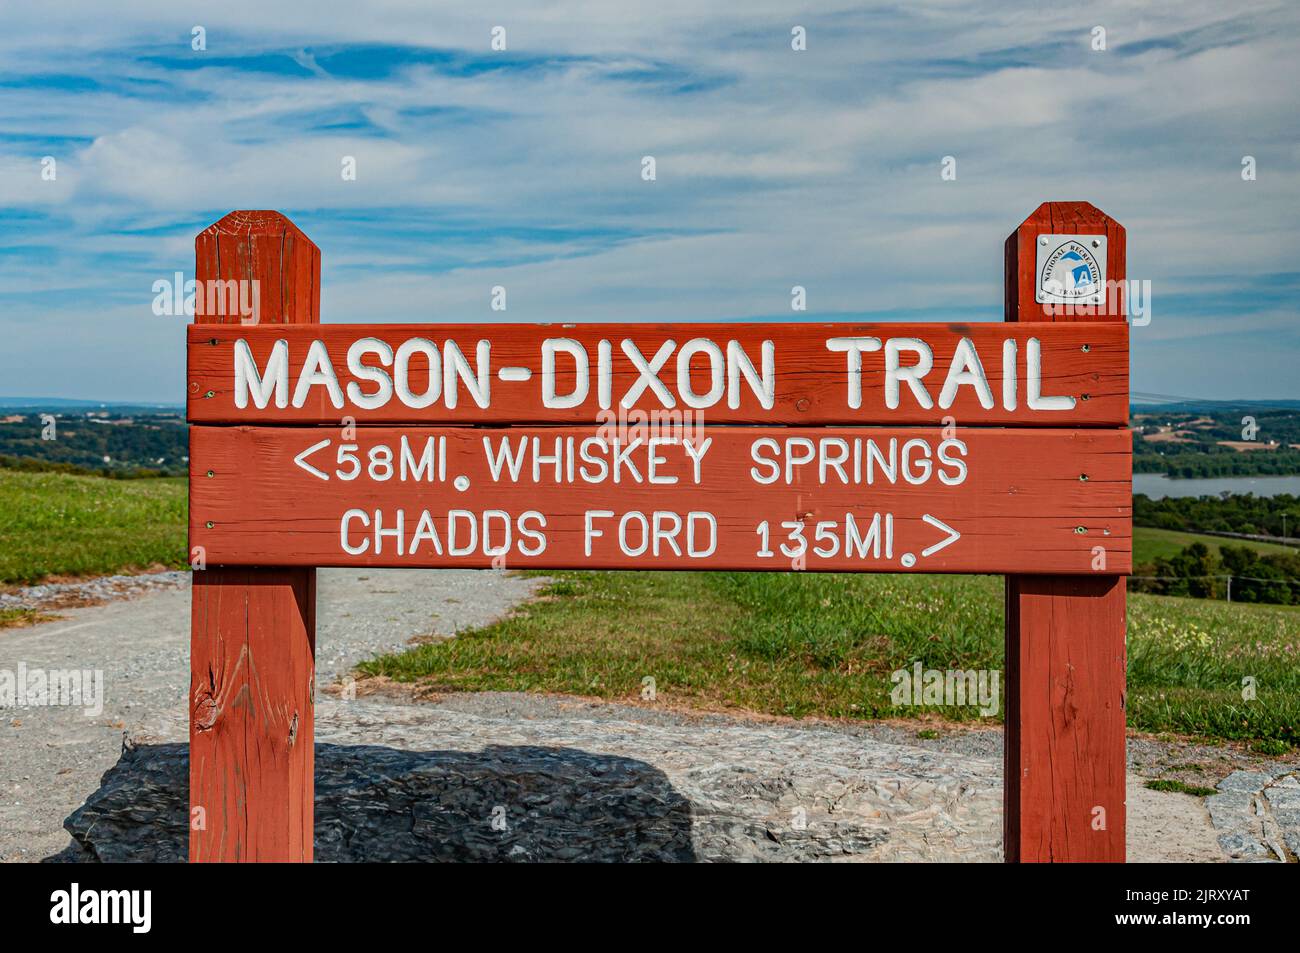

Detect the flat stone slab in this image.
[1217,830,1274,860]
[51,694,1295,863]
[1206,792,1256,829]
[1205,768,1300,863]
[1217,770,1275,793]
[58,698,1003,862]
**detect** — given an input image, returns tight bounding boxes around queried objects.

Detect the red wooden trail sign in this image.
[191,426,1129,573]
[186,322,1127,426]
[187,202,1131,863]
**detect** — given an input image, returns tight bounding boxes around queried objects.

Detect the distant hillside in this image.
[1134,406,1300,477]
[0,396,182,412]
[1133,399,1300,412]
[0,410,187,476]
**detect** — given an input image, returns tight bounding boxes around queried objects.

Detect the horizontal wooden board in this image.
[189,426,1131,573]
[187,322,1127,427]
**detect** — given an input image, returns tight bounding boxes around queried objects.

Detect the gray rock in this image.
[1216,831,1275,860]
[54,699,1003,863]
[1204,771,1300,863]
[1285,828,1300,859]
[59,742,701,863]
[1271,808,1300,828]
[1216,770,1272,794]
[1205,792,1256,829]
[1264,788,1300,812]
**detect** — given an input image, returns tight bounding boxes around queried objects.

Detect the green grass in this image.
[0,607,61,629]
[362,570,1300,748]
[1127,594,1300,746]
[1251,739,1291,755]
[0,469,187,584]
[1144,779,1217,797]
[1132,526,1294,564]
[2,467,1293,749]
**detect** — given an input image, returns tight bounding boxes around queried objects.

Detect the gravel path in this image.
[0,568,541,862]
[2,568,1286,862]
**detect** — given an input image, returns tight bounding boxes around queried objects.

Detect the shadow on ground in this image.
[47,742,697,862]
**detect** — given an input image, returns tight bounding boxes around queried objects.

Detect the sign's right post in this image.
[1003,201,1129,862]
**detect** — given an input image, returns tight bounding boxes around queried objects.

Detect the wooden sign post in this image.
[189,212,319,862]
[1004,202,1128,862]
[187,202,1131,863]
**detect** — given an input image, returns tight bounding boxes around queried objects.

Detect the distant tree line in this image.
[0,413,187,477]
[0,454,176,479]
[1133,408,1300,477]
[1130,542,1300,606]
[1134,448,1300,477]
[1134,493,1300,539]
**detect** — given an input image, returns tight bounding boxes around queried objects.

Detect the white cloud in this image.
[0,0,1296,400]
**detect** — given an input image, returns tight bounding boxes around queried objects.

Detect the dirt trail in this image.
[0,568,541,862]
[0,568,1257,862]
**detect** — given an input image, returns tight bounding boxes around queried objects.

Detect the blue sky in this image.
[1,0,1297,402]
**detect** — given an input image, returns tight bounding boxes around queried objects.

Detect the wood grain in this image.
[186,322,1128,427]
[189,425,1131,574]
[1004,575,1127,862]
[1004,201,1128,864]
[190,210,318,864]
[190,568,315,862]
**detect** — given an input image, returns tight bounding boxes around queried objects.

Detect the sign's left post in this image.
[188,211,320,862]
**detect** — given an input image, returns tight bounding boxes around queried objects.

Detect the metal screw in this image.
[204,390,215,398]
[1039,237,1048,246]
[1091,239,1101,248]
[1074,526,1087,535]
[205,521,215,529]
[1081,393,1091,401]
[1079,473,1089,481]
[206,470,214,478]
[1081,343,1091,352]
[209,338,219,346]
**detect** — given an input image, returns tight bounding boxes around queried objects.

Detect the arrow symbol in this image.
[294,438,331,481]
[920,514,960,558]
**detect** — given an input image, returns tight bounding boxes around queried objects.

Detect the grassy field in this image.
[3,466,1295,749]
[362,569,1300,750]
[1132,526,1295,564]
[0,479,1251,584]
[0,469,187,584]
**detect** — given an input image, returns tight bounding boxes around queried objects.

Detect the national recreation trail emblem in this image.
[1035,234,1107,305]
